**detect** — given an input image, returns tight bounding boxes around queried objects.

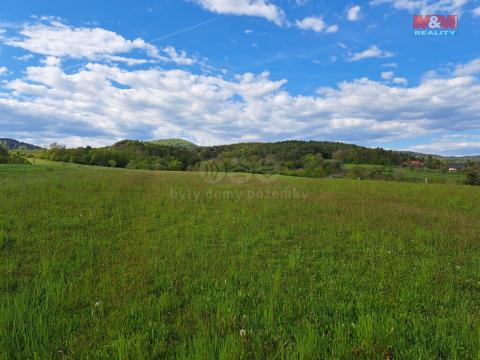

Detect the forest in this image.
[38,140,423,177]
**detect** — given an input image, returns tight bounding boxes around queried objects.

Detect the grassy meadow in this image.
[1,164,480,359]
[343,164,466,184]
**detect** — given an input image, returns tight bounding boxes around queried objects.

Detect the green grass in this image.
[1,165,480,359]
[344,164,465,184]
[147,139,198,149]
[0,160,86,173]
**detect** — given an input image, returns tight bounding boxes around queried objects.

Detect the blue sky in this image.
[1,0,480,155]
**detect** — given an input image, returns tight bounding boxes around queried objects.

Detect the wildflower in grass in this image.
[95,301,102,307]
[240,329,246,337]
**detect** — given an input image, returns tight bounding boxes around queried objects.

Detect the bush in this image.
[0,148,30,165]
[8,153,30,165]
[0,147,9,164]
[465,168,480,186]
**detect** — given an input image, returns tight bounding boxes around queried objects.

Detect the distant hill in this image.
[49,138,427,174]
[438,155,480,163]
[147,139,197,149]
[388,150,480,163]
[0,138,40,150]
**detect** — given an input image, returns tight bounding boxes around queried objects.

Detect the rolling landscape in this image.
[2,138,480,358]
[2,0,480,358]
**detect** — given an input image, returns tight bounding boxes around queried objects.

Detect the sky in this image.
[0,0,480,155]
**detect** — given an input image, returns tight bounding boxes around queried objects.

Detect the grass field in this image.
[343,164,466,184]
[1,164,480,359]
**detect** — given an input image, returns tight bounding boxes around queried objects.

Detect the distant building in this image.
[448,163,465,172]
[410,160,424,168]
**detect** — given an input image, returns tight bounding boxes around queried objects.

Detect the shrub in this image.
[0,147,9,164]
[0,148,30,165]
[465,168,480,186]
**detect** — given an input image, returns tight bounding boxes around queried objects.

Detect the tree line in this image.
[5,138,479,185]
[0,147,30,165]
[38,140,418,176]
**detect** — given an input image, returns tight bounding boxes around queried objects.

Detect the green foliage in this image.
[0,146,30,165]
[342,164,467,184]
[425,155,443,169]
[148,138,197,149]
[1,166,480,358]
[8,152,30,165]
[0,146,9,164]
[41,139,424,179]
[465,168,480,186]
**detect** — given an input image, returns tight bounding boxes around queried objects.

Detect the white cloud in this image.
[2,20,480,155]
[103,56,153,66]
[347,5,361,21]
[296,17,339,33]
[1,20,197,66]
[41,56,61,67]
[474,6,480,16]
[348,45,393,62]
[326,25,339,33]
[14,54,35,61]
[0,66,7,75]
[193,0,286,25]
[370,0,470,14]
[392,77,408,85]
[163,46,196,65]
[455,58,480,76]
[2,58,480,152]
[411,135,480,156]
[454,59,480,76]
[381,71,394,80]
[381,71,407,85]
[3,20,159,60]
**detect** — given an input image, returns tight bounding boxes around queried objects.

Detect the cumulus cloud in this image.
[2,20,480,155]
[381,71,407,85]
[3,20,158,60]
[296,17,338,33]
[392,77,408,85]
[348,45,393,62]
[1,19,196,66]
[474,6,480,16]
[411,135,480,156]
[381,71,394,80]
[2,57,480,152]
[0,66,7,75]
[41,56,62,67]
[14,54,35,61]
[193,0,286,25]
[346,5,361,21]
[163,46,196,65]
[370,0,470,14]
[455,58,480,76]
